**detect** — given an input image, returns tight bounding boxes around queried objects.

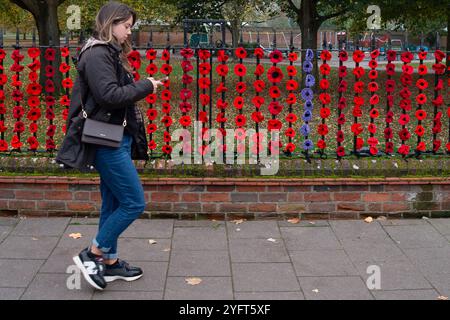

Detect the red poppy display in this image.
[269,50,283,63]
[267,66,283,83]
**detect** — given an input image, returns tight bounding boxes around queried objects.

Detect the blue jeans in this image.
[92,133,146,259]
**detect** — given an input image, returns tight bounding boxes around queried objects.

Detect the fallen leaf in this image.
[185,277,202,285]
[376,216,387,221]
[231,219,245,225]
[148,239,157,245]
[236,228,241,232]
[312,289,319,293]
[267,238,277,243]
[68,233,82,239]
[437,296,448,300]
[287,218,300,224]
[309,221,316,225]
[31,237,39,241]
[162,248,171,252]
[364,217,373,223]
[353,164,360,170]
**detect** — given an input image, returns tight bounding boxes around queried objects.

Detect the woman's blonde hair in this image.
[93,1,137,73]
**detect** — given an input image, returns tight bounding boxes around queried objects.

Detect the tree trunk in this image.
[230,19,240,54]
[298,0,320,83]
[36,1,62,94]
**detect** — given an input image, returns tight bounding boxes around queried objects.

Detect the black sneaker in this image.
[104,259,143,283]
[72,247,107,290]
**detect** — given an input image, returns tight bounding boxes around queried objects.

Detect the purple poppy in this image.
[303,139,314,150]
[305,49,314,61]
[305,74,315,87]
[304,101,314,110]
[301,88,313,101]
[300,124,311,136]
[303,61,313,73]
[302,110,312,122]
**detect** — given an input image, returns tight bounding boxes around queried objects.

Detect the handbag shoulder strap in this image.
[78,47,127,127]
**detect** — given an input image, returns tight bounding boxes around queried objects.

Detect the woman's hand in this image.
[147,76,167,93]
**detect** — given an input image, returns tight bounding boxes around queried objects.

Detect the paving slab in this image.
[164,277,233,300]
[290,250,358,276]
[168,250,230,277]
[298,276,374,300]
[281,227,342,251]
[227,221,281,239]
[11,218,70,237]
[121,219,174,238]
[229,238,290,263]
[0,259,44,288]
[372,289,441,300]
[0,288,25,300]
[232,263,300,292]
[234,291,305,300]
[20,273,94,300]
[0,236,59,259]
[93,290,163,300]
[384,225,449,249]
[172,227,227,251]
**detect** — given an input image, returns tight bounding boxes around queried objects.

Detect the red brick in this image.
[174,185,205,192]
[73,192,90,201]
[202,203,218,213]
[385,185,412,192]
[304,193,331,202]
[284,186,312,192]
[248,203,277,213]
[0,190,15,199]
[219,203,248,213]
[201,193,230,202]
[66,202,96,212]
[236,186,266,192]
[334,193,361,201]
[151,192,180,202]
[259,193,287,202]
[231,193,258,202]
[145,203,172,211]
[51,184,69,190]
[337,203,365,211]
[267,186,283,192]
[368,203,382,212]
[308,203,335,213]
[44,191,73,201]
[90,192,102,201]
[15,190,43,200]
[341,185,369,192]
[363,193,391,202]
[37,201,66,210]
[383,203,410,212]
[143,185,158,191]
[158,185,174,191]
[173,203,201,212]
[441,202,450,210]
[391,193,407,201]
[0,199,9,209]
[181,193,200,202]
[207,185,236,192]
[287,193,304,202]
[8,201,36,210]
[440,185,450,191]
[278,203,306,213]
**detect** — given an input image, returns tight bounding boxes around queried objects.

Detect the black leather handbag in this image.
[80,92,127,148]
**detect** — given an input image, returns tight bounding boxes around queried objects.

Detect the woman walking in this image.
[57,1,164,290]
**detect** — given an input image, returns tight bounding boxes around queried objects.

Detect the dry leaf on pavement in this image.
[287,218,300,224]
[267,238,277,243]
[231,219,245,225]
[185,277,202,285]
[437,296,448,300]
[364,217,373,223]
[148,239,157,245]
[69,233,82,239]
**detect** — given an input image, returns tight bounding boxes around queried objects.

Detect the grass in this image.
[0,47,448,162]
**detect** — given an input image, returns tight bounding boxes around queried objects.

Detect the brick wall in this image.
[0,177,449,219]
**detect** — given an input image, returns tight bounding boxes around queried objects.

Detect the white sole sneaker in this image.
[104,273,144,283]
[72,255,105,291]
